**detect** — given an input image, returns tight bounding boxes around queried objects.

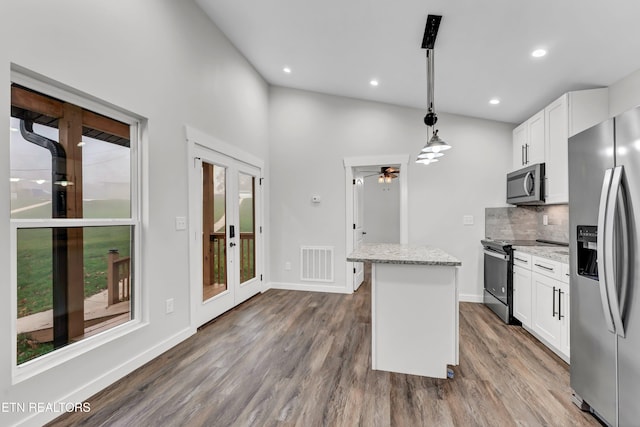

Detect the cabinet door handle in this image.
[522,145,525,166]
[525,143,529,164]
[558,289,564,320]
[552,286,557,317]
[535,263,555,272]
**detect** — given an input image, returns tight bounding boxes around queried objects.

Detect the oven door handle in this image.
[483,249,509,261]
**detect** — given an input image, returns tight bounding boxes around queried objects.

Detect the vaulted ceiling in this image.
[196,0,640,124]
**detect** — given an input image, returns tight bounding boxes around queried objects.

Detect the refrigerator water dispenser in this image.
[577,225,598,280]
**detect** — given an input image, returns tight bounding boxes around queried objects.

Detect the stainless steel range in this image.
[481,238,566,324]
[481,239,517,324]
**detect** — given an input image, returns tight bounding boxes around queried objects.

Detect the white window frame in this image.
[9,67,145,384]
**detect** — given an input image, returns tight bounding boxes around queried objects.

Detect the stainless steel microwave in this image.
[506,163,545,205]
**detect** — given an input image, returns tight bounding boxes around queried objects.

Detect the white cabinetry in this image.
[512,250,570,362]
[512,110,544,169]
[544,89,609,204]
[531,255,569,361]
[512,88,608,204]
[513,252,532,328]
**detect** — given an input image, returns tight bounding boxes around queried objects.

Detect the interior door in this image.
[193,148,262,327]
[353,176,365,290]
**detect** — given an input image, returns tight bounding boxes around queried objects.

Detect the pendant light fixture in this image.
[416,15,450,165]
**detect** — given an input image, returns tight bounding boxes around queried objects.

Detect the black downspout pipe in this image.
[19,118,69,349]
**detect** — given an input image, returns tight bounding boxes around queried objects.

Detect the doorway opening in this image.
[344,155,409,293]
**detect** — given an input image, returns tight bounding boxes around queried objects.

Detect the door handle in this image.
[523,171,533,196]
[605,166,627,337]
[553,286,557,317]
[229,242,236,247]
[483,249,508,261]
[597,168,615,334]
[558,289,564,320]
[534,263,554,272]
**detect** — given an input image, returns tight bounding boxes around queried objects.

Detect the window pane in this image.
[81,133,131,219]
[10,118,57,219]
[239,173,255,284]
[17,226,133,365]
[202,163,227,301]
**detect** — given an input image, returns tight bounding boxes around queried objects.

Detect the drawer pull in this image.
[515,257,529,263]
[535,263,554,272]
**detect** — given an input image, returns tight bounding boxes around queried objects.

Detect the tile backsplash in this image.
[485,205,569,243]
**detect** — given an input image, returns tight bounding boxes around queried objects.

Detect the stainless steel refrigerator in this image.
[568,106,640,426]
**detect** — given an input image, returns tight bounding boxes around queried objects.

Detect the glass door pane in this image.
[202,162,227,301]
[238,172,255,284]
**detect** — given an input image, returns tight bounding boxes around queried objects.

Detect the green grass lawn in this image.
[17,200,131,318]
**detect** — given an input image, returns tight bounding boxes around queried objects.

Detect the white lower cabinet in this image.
[512,251,570,362]
[513,265,532,328]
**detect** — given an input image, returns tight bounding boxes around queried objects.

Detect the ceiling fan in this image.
[360,166,400,183]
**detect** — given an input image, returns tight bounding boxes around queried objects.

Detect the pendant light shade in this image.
[416,15,450,165]
[420,129,451,153]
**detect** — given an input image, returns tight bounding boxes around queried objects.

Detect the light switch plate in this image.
[166,298,174,314]
[463,215,474,225]
[175,216,187,230]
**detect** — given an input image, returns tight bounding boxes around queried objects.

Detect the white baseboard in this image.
[266,281,351,294]
[19,327,195,427]
[459,293,483,303]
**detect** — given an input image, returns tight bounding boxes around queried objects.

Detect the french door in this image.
[191,146,262,327]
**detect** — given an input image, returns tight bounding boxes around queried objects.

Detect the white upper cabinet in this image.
[545,95,569,204]
[545,89,609,204]
[528,110,545,165]
[512,110,544,169]
[513,122,527,168]
[512,88,609,204]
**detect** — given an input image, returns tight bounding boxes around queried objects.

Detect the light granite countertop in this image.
[512,245,570,264]
[347,243,461,266]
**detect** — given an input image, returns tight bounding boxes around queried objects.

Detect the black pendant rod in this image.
[422,15,442,127]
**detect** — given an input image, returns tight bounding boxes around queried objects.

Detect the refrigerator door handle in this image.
[607,166,627,338]
[597,168,616,334]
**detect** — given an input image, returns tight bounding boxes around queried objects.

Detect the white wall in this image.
[609,68,640,117]
[0,1,269,425]
[268,86,513,299]
[362,174,400,243]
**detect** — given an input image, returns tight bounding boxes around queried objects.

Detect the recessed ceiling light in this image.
[531,49,547,58]
[489,98,500,105]
[370,79,379,87]
[283,67,291,74]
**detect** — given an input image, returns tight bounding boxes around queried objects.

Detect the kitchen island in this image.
[347,243,461,379]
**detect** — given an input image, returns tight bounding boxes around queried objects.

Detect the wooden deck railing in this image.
[210,232,255,284]
[107,249,131,306]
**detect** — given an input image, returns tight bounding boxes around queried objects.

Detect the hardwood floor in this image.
[49,278,601,426]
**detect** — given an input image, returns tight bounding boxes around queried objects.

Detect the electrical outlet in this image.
[463,215,474,225]
[543,214,549,226]
[166,298,174,314]
[175,216,187,230]
[284,261,292,271]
